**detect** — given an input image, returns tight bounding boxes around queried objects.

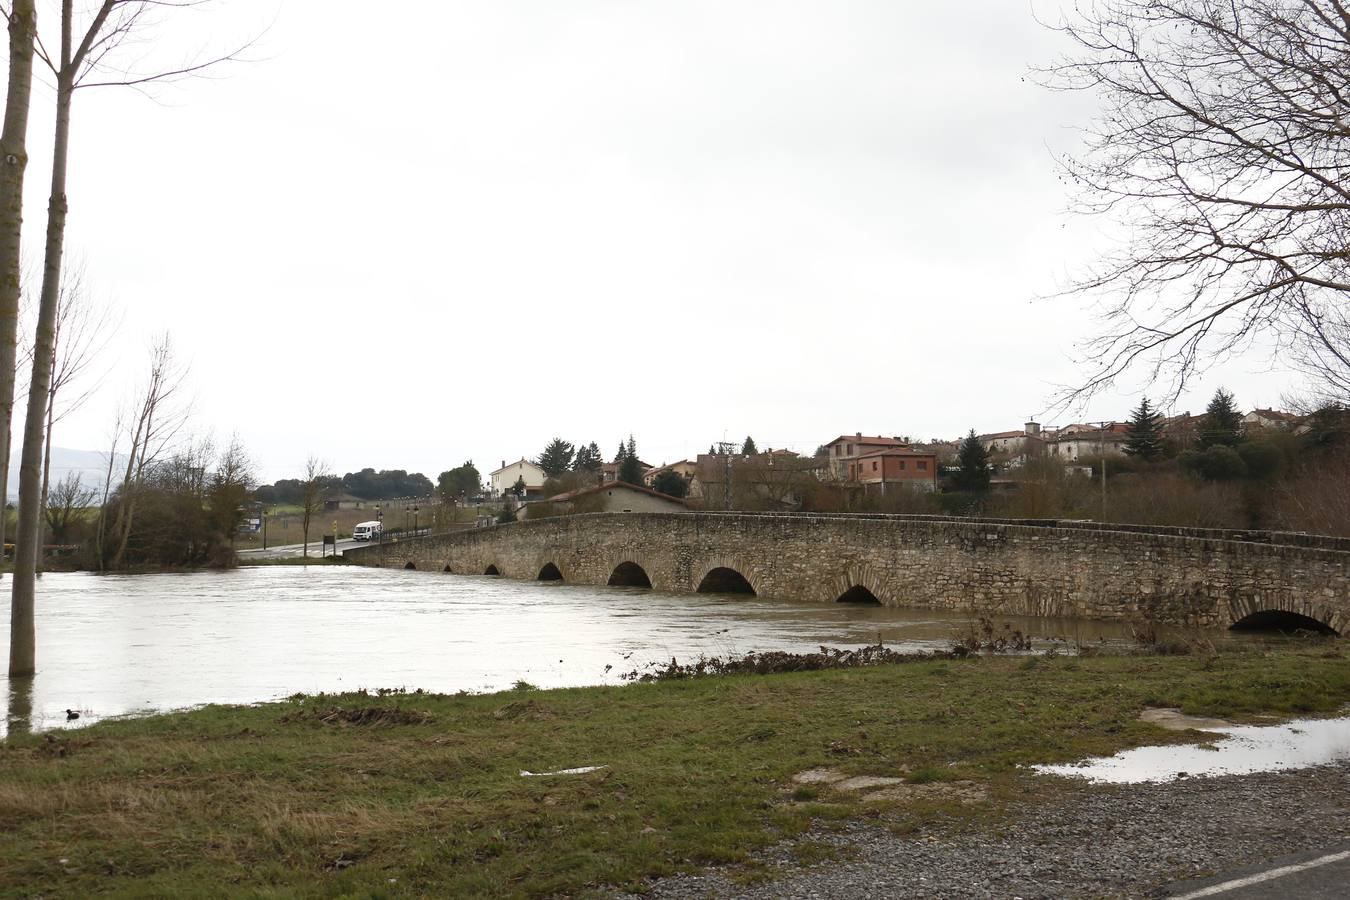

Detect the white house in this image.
[489,459,547,497]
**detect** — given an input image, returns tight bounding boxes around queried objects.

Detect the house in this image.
[821,433,913,480]
[978,422,1047,458]
[1160,412,1203,450]
[1046,423,1129,461]
[642,459,698,486]
[846,448,938,491]
[521,481,688,519]
[489,459,547,498]
[1242,408,1300,433]
[643,459,701,496]
[695,451,824,508]
[322,492,370,511]
[600,459,653,483]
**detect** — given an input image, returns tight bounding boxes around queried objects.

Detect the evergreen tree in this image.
[950,429,991,492]
[572,442,602,472]
[741,436,758,455]
[652,470,688,498]
[1197,388,1244,449]
[614,442,627,464]
[708,444,717,456]
[509,476,526,497]
[618,435,644,484]
[536,438,575,477]
[1123,397,1164,461]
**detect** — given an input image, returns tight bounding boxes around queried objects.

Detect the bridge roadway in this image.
[342,511,1350,633]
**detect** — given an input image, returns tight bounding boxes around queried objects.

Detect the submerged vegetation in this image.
[1,647,1345,896]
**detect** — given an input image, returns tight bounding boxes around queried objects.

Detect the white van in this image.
[352,521,382,541]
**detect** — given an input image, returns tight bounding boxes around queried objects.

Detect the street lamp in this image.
[413,504,420,535]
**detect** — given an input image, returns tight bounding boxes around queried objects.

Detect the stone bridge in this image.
[342,512,1350,633]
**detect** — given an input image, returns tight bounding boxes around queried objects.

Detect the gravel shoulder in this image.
[619,763,1350,899]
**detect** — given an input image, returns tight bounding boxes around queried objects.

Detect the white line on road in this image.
[1170,848,1350,899]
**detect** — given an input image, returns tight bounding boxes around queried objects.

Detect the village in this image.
[473,403,1310,521]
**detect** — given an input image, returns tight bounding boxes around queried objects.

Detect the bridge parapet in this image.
[343,512,1350,632]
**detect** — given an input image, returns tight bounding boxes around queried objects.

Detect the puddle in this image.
[1034,717,1350,784]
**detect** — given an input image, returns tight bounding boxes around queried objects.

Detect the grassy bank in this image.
[1,648,1347,897]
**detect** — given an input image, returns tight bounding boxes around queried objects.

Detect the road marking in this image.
[1171,848,1350,898]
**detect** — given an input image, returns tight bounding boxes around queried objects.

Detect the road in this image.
[235,537,368,560]
[236,530,433,561]
[1165,844,1350,899]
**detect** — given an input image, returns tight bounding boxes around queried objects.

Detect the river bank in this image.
[2,646,1347,896]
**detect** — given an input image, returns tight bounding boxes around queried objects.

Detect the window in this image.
[898,460,906,470]
[872,460,878,471]
[918,460,928,471]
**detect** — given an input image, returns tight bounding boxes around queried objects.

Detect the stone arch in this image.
[696,566,756,595]
[828,565,895,606]
[538,562,564,582]
[1226,594,1342,637]
[403,561,416,570]
[442,564,453,573]
[603,548,662,589]
[484,564,501,576]
[693,554,761,596]
[1230,609,1338,636]
[608,561,652,588]
[836,584,882,605]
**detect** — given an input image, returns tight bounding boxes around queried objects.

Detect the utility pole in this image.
[717,441,736,509]
[1091,420,1111,521]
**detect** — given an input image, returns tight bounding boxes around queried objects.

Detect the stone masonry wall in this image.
[342,513,1350,632]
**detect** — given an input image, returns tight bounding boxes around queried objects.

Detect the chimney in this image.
[501,459,505,469]
[855,431,861,438]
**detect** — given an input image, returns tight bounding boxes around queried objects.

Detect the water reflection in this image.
[6,676,32,737]
[1034,718,1350,783]
[0,567,1302,736]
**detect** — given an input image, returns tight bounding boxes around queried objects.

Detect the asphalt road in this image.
[1165,844,1350,899]
[235,537,366,560]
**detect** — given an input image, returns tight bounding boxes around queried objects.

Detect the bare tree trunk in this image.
[0,2,37,562]
[34,377,53,574]
[9,3,73,675]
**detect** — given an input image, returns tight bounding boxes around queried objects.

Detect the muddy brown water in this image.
[0,567,1312,735]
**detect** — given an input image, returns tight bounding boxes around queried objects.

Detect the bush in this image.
[1180,446,1249,481]
[1237,441,1283,480]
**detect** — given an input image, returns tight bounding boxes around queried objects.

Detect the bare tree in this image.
[1289,306,1350,407]
[1038,1,1350,406]
[92,407,123,569]
[9,2,251,673]
[40,263,114,511]
[298,455,331,559]
[105,335,190,571]
[42,471,93,544]
[0,1,37,561]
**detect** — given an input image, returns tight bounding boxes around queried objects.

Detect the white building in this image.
[489,459,547,497]
[1046,424,1129,461]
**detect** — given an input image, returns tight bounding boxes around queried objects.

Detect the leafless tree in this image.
[42,470,93,543]
[92,406,123,568]
[1037,1,1350,408]
[9,1,253,674]
[0,1,37,563]
[299,455,331,559]
[39,262,115,511]
[1289,306,1350,407]
[104,334,190,570]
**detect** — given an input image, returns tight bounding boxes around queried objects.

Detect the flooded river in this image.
[0,567,1272,735]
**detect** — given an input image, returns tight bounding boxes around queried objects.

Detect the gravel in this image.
[615,763,1350,899]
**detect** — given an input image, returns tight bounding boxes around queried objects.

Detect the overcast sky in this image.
[18,0,1301,483]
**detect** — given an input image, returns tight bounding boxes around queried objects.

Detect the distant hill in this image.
[5,446,127,502]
